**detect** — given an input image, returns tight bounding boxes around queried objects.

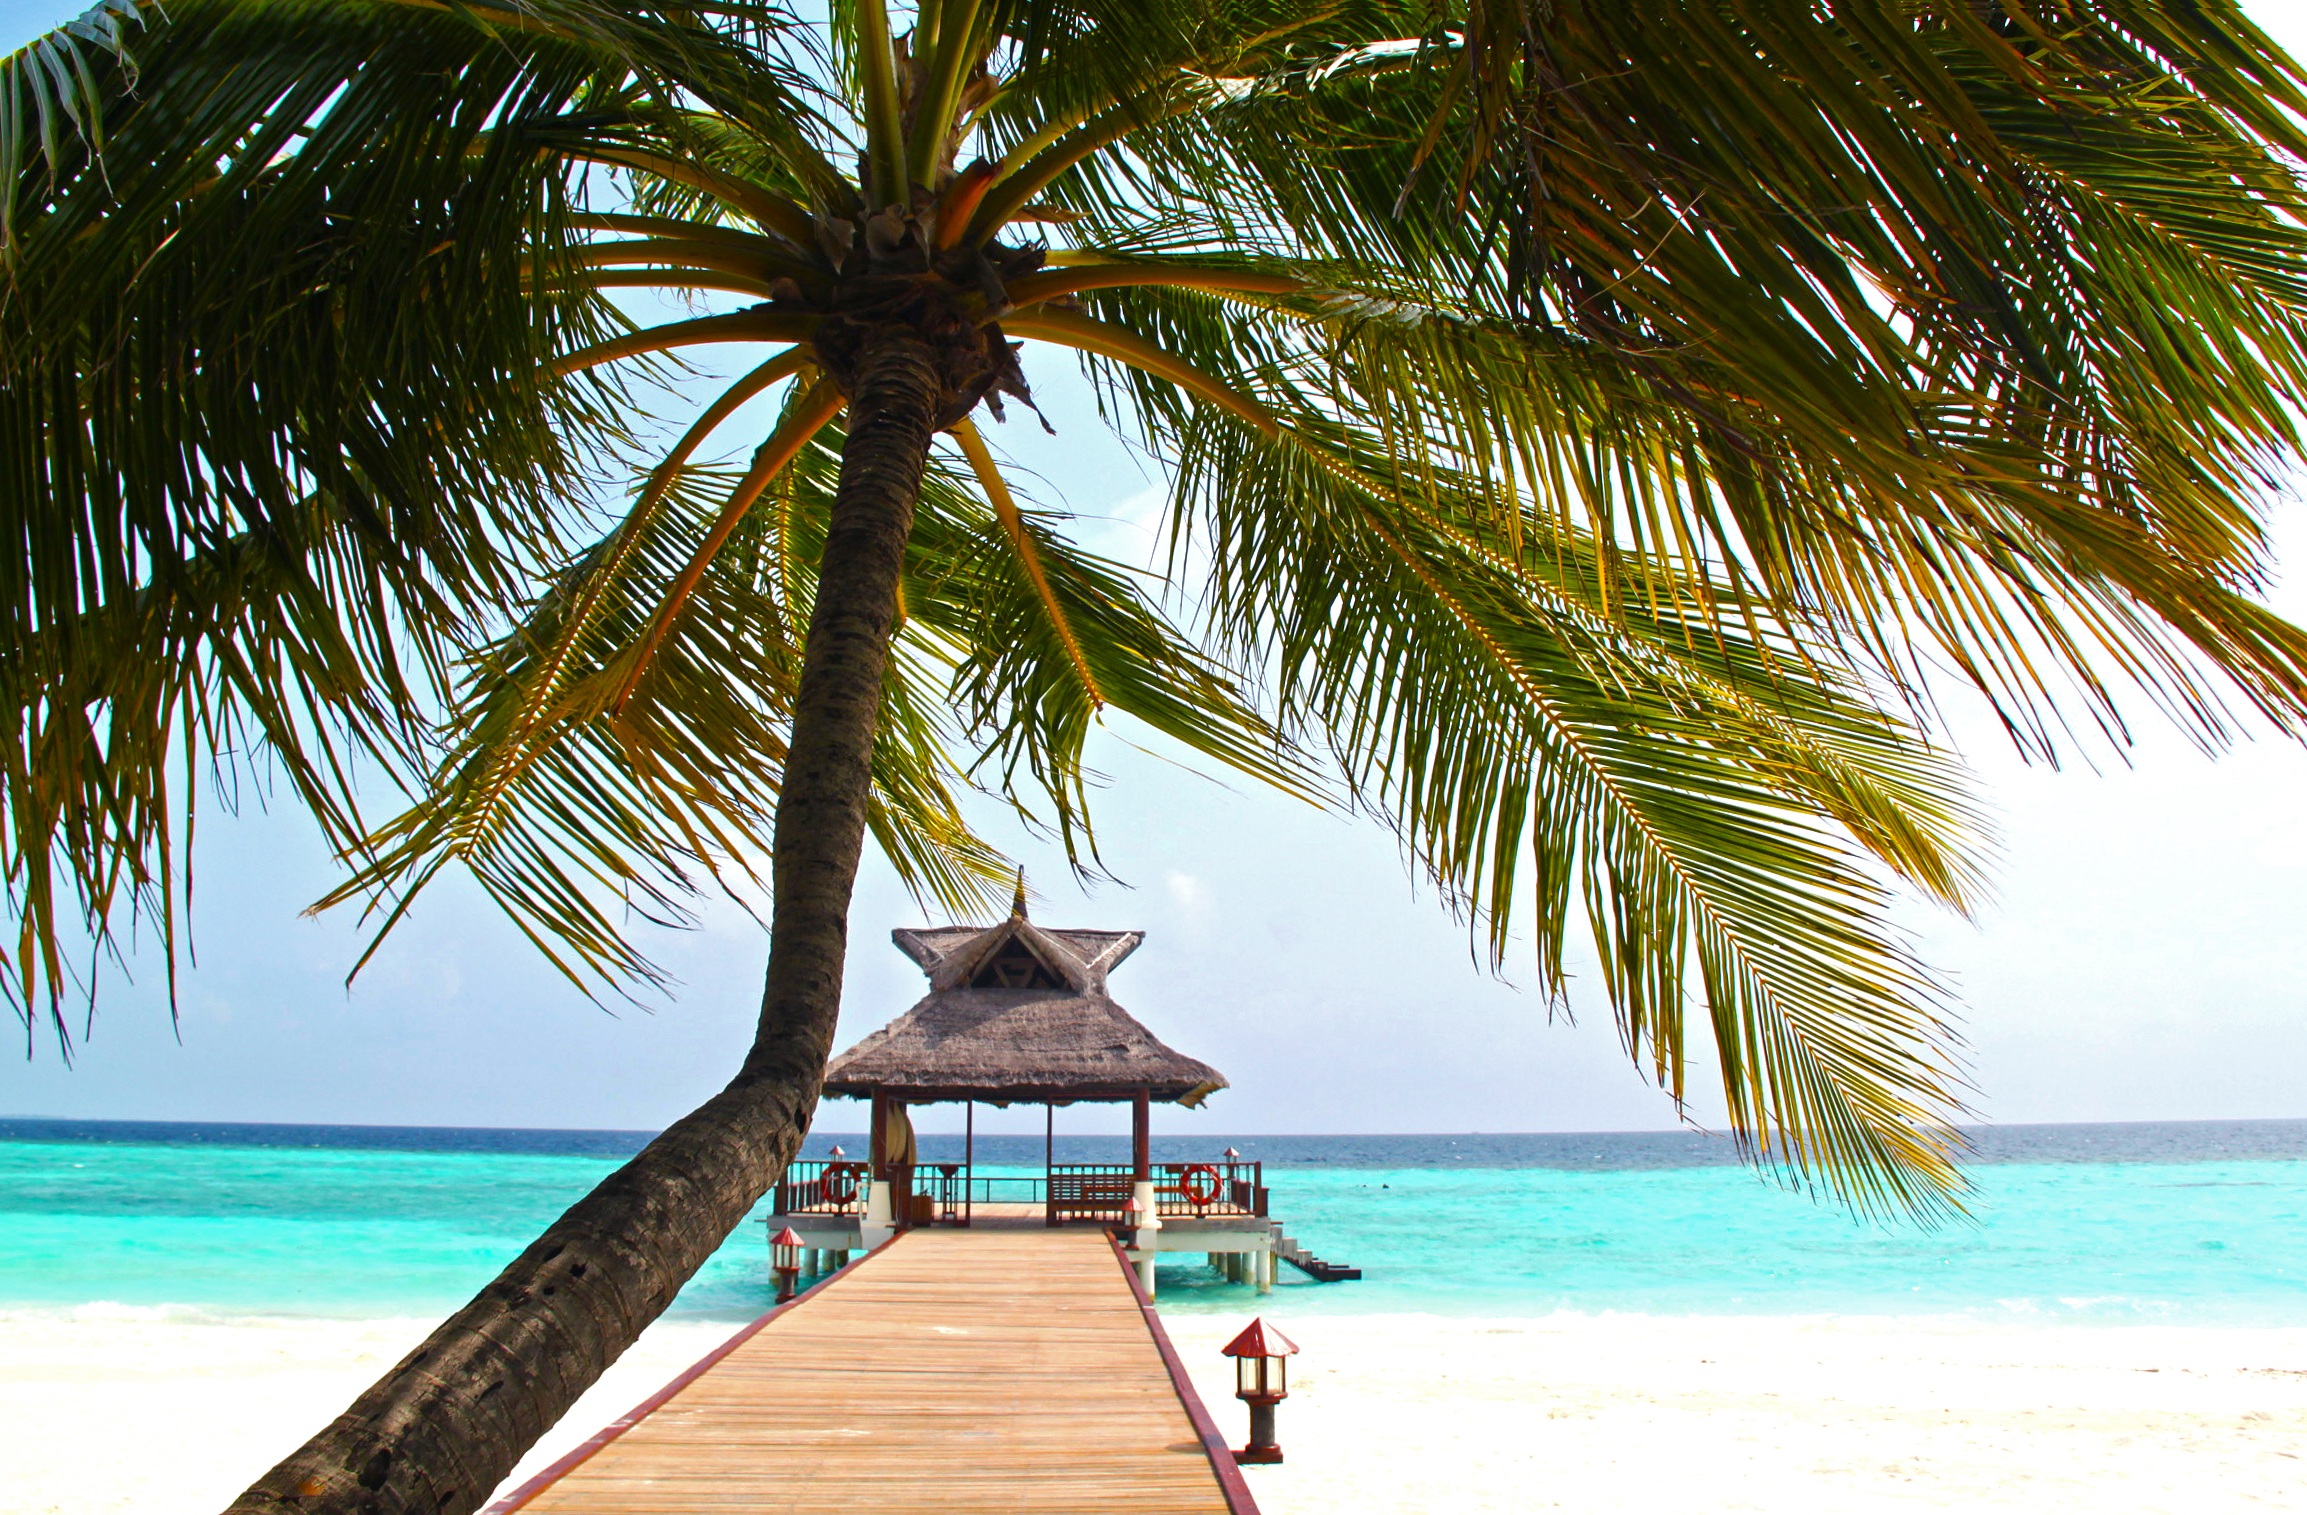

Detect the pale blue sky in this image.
[6,0,2307,1140]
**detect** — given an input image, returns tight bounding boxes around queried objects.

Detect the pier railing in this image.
[776,1158,1267,1226]
[965,1175,1047,1205]
[1046,1164,1135,1223]
[1161,1160,1266,1219]
[1046,1161,1267,1224]
[774,1159,872,1216]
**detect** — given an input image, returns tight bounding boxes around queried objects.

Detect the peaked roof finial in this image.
[1012,866,1029,919]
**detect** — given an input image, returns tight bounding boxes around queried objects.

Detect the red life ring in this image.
[820,1164,859,1205]
[1179,1164,1223,1207]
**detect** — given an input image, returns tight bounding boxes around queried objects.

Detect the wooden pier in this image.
[487,1226,1258,1515]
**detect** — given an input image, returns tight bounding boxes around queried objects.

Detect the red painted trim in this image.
[1107,1233,1264,1515]
[480,1232,906,1513]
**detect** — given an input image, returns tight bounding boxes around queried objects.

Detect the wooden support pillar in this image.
[870,1093,918,1232]
[861,1092,896,1247]
[963,1100,975,1227]
[1044,1102,1056,1227]
[1129,1088,1158,1296]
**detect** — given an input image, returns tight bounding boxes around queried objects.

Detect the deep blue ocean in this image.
[3,1118,2303,1324]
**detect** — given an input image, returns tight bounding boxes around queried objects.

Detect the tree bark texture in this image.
[225,332,944,1515]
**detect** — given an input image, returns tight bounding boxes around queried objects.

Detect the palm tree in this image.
[10,0,2307,1509]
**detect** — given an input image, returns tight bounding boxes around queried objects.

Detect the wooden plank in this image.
[489,1227,1250,1515]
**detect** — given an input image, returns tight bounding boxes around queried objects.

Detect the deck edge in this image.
[1106,1232,1265,1515]
[479,1230,905,1514]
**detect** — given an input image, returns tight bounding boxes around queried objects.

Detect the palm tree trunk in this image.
[226,331,944,1515]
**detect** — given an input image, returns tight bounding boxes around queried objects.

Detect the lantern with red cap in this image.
[1220,1317,1299,1464]
[770,1225,805,1304]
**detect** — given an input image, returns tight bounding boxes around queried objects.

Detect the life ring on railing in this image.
[820,1164,860,1206]
[1179,1163,1223,1207]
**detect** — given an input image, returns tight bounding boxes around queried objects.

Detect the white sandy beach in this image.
[0,1307,733,1515]
[3,1307,2303,1514]
[1167,1313,2307,1514]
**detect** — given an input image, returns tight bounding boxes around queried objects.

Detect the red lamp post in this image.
[1220,1317,1299,1465]
[770,1225,805,1304]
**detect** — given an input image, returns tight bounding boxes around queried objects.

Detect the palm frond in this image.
[0,0,836,1038]
[1020,1,2307,757]
[1174,402,1984,1216]
[320,449,1006,993]
[0,0,149,251]
[324,408,1302,993]
[910,428,1311,860]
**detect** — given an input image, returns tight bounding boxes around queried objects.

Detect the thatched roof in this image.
[822,908,1227,1107]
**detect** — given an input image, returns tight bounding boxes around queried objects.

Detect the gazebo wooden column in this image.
[869,1091,913,1230]
[1128,1086,1158,1295]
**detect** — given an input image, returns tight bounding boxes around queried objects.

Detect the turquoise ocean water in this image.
[3,1119,2304,1325]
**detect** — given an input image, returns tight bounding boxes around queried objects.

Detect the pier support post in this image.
[861,1179,896,1252]
[1256,1248,1272,1294]
[1131,1178,1161,1298]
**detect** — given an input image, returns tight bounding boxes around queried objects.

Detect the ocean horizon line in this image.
[6,1113,2307,1170]
[8,1112,2305,1136]
[14,1113,1710,1140]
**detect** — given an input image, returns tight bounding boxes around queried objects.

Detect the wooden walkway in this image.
[489,1228,1255,1514]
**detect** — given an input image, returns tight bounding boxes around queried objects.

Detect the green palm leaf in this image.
[322,411,1305,992]
[1178,402,1983,1214]
[1048,1,2307,750]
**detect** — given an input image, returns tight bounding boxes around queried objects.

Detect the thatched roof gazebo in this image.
[767,893,1332,1294]
[825,915,1225,1109]
[820,888,1228,1229]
